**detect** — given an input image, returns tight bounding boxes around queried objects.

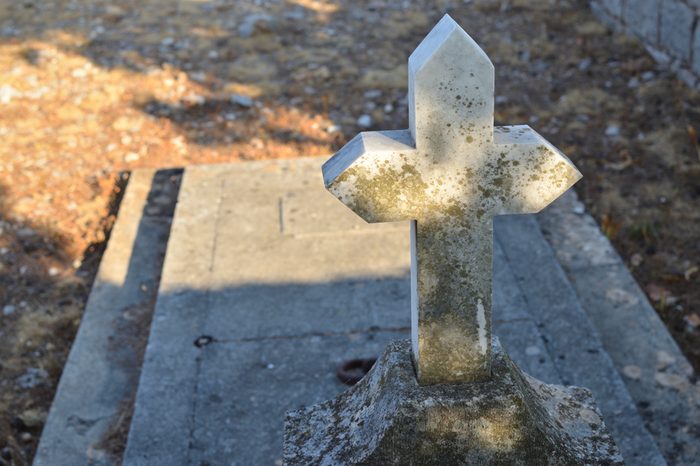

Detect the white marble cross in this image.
[323,15,581,385]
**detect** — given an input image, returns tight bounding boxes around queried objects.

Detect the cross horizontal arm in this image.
[492,125,582,215]
[323,130,420,223]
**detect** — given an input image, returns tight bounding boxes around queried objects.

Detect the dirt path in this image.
[1,0,699,463]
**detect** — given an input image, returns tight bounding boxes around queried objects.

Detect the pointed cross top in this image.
[409,14,495,150]
[323,15,581,385]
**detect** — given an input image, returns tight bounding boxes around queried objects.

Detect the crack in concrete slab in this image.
[206,326,412,346]
[185,353,203,462]
[186,176,226,459]
[197,318,531,348]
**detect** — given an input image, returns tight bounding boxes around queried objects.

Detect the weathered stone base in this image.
[284,339,623,465]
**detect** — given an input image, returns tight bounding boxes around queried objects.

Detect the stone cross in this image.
[323,15,581,385]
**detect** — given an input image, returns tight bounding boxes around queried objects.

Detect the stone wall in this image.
[590,0,700,87]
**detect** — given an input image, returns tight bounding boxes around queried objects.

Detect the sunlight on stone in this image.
[422,405,524,452]
[472,415,524,452]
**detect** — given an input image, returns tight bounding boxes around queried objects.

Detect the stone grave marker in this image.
[284,15,623,464]
[323,14,581,385]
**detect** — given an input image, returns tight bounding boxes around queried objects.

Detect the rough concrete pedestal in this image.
[284,339,623,465]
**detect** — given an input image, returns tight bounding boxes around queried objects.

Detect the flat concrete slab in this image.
[495,215,662,466]
[123,158,667,466]
[539,192,700,465]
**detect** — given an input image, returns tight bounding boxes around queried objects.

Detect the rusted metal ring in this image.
[336,358,377,385]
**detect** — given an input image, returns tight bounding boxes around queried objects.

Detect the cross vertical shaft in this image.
[411,218,493,383]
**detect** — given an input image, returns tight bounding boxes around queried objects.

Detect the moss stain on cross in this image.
[322,15,581,385]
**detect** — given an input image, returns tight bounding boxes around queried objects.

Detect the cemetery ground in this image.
[0,0,699,463]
